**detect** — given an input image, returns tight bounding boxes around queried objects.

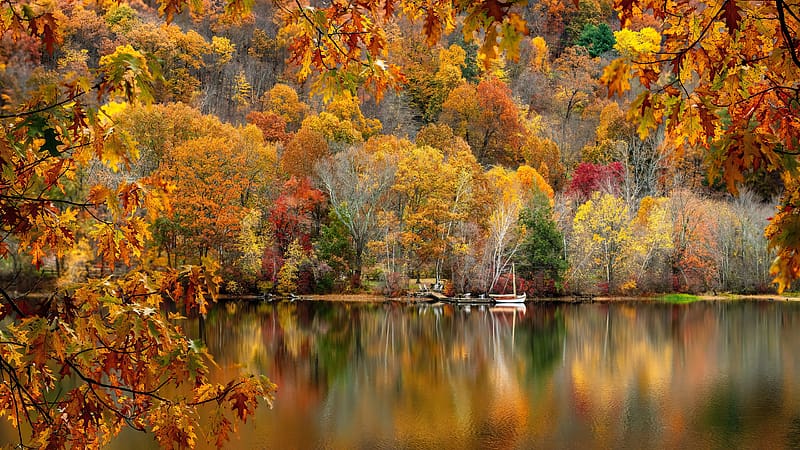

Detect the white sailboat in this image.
[489,263,527,303]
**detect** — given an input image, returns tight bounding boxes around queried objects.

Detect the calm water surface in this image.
[119,300,800,448]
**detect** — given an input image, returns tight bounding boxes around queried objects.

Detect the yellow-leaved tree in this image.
[571,192,632,294]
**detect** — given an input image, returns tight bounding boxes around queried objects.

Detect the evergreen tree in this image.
[516,196,568,293]
[577,23,616,57]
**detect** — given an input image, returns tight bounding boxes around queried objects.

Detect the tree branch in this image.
[187,379,247,407]
[0,194,100,209]
[0,90,87,120]
[0,354,53,423]
[294,0,372,69]
[65,359,172,403]
[86,382,147,432]
[777,0,800,70]
[0,287,26,318]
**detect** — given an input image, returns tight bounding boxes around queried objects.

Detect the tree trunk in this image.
[352,245,363,288]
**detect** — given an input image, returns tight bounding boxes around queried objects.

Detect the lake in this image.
[109,300,800,447]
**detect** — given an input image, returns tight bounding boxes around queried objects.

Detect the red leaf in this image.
[41,20,57,55]
[671,52,685,75]
[383,0,396,20]
[722,0,742,31]
[616,0,638,26]
[483,0,508,22]
[423,11,443,46]
[230,392,251,421]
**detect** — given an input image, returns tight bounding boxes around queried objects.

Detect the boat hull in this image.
[488,292,527,303]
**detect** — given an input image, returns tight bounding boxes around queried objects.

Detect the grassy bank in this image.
[657,293,701,304]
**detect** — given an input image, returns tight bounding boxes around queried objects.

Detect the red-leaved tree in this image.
[567,161,625,201]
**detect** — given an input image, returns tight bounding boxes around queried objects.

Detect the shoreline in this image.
[14,292,800,303]
[289,293,800,303]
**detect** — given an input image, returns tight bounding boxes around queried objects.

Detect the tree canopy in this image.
[270,0,800,290]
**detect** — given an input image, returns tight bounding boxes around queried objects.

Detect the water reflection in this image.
[116,300,800,448]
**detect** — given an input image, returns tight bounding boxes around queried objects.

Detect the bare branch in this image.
[777,0,800,70]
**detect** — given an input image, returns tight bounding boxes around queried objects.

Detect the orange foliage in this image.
[440,77,527,166]
[415,123,472,157]
[517,165,555,203]
[282,127,330,179]
[520,134,565,190]
[669,191,719,292]
[247,110,290,143]
[611,0,800,288]
[160,137,249,261]
[269,177,326,255]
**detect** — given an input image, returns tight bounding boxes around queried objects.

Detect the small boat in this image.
[489,263,526,303]
[450,294,494,304]
[489,292,527,303]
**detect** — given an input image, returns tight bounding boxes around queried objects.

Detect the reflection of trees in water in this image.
[516,307,566,385]
[194,301,567,448]
[189,300,800,448]
[562,302,800,449]
[199,301,566,383]
[703,384,743,446]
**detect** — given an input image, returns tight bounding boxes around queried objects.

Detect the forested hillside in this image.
[0,0,783,297]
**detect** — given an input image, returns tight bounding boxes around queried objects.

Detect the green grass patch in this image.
[658,293,701,304]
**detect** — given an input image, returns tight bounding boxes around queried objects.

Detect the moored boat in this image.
[489,292,527,303]
[450,294,494,304]
[489,263,526,303]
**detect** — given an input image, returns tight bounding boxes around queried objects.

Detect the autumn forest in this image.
[2,0,800,447]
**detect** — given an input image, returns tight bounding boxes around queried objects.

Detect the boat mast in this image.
[512,263,516,296]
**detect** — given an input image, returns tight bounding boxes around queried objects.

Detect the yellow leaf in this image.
[682,104,704,146]
[601,59,631,97]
